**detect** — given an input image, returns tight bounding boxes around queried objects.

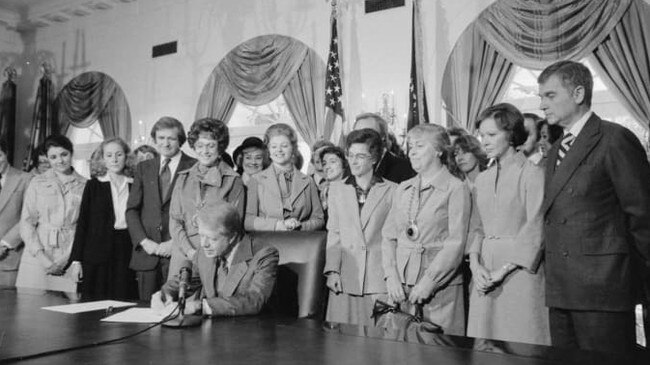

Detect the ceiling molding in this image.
[0,0,138,31]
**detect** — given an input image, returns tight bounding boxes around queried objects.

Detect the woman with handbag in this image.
[324,129,395,325]
[382,124,471,336]
[466,103,549,345]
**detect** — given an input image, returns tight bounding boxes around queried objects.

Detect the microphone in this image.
[178,266,191,313]
[163,266,202,328]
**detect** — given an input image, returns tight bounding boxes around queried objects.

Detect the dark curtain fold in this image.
[442,23,515,132]
[476,0,633,69]
[283,50,326,146]
[196,35,327,146]
[56,72,131,142]
[0,79,16,164]
[195,71,237,122]
[23,75,56,171]
[219,35,309,106]
[590,0,650,127]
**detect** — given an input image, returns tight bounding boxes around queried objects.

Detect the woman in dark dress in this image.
[68,137,137,300]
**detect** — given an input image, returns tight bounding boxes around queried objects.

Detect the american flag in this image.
[324,10,344,145]
[407,0,429,130]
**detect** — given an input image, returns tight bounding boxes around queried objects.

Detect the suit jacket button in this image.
[567,188,573,194]
[562,251,568,257]
[360,246,367,251]
[545,219,550,225]
[560,218,567,224]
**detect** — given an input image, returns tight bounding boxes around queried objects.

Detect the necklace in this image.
[406,177,421,241]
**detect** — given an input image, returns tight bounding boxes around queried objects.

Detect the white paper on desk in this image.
[101,308,167,323]
[42,300,136,314]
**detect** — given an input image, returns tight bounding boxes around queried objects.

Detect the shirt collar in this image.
[567,110,592,138]
[403,168,450,192]
[97,173,133,188]
[344,174,383,186]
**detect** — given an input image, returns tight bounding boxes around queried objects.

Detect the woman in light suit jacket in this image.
[382,124,471,336]
[17,135,87,293]
[245,123,324,232]
[325,129,395,325]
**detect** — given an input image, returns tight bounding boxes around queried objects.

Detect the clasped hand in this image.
[471,263,507,294]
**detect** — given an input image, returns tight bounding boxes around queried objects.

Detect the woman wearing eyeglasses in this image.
[324,129,395,325]
[382,124,471,336]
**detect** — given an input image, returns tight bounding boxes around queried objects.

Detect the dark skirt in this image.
[80,229,138,301]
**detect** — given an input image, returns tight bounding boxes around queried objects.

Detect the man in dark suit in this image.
[538,60,650,353]
[126,117,196,300]
[152,203,279,316]
[0,140,32,287]
[353,113,415,183]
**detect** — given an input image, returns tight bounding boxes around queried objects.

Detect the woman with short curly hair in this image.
[168,118,245,276]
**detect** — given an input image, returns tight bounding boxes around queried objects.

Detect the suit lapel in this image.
[162,153,195,205]
[222,236,254,297]
[359,180,390,230]
[290,173,310,207]
[0,168,20,214]
[258,168,283,218]
[148,158,163,209]
[196,247,217,298]
[543,115,602,214]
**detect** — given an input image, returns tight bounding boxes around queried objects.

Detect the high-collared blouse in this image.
[382,167,470,290]
[170,161,245,258]
[467,152,544,272]
[20,168,87,261]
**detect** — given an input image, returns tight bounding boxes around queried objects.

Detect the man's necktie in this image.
[556,133,575,167]
[216,258,229,294]
[159,158,171,199]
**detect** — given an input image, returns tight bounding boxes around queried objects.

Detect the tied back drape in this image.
[476,0,633,70]
[442,23,515,132]
[590,0,650,128]
[56,72,131,142]
[0,78,16,164]
[23,75,56,171]
[196,35,329,146]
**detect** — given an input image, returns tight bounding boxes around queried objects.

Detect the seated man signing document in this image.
[152,204,279,316]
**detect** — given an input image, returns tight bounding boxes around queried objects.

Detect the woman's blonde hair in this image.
[90,137,136,178]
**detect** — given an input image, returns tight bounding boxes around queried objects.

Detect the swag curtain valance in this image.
[476,0,633,70]
[56,72,132,142]
[443,0,650,132]
[196,34,329,146]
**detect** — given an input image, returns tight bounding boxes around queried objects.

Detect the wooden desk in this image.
[1,287,647,364]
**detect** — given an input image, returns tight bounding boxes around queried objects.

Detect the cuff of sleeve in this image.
[202,299,213,316]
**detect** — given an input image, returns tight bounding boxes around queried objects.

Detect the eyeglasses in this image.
[346,153,372,161]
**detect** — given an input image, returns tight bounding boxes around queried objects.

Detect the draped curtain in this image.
[590,0,650,127]
[442,0,650,132]
[196,35,329,146]
[56,72,131,142]
[0,77,16,164]
[23,74,55,171]
[476,0,632,70]
[442,23,515,132]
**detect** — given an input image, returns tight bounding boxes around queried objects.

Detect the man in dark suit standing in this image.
[353,113,415,183]
[539,60,650,353]
[126,117,196,300]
